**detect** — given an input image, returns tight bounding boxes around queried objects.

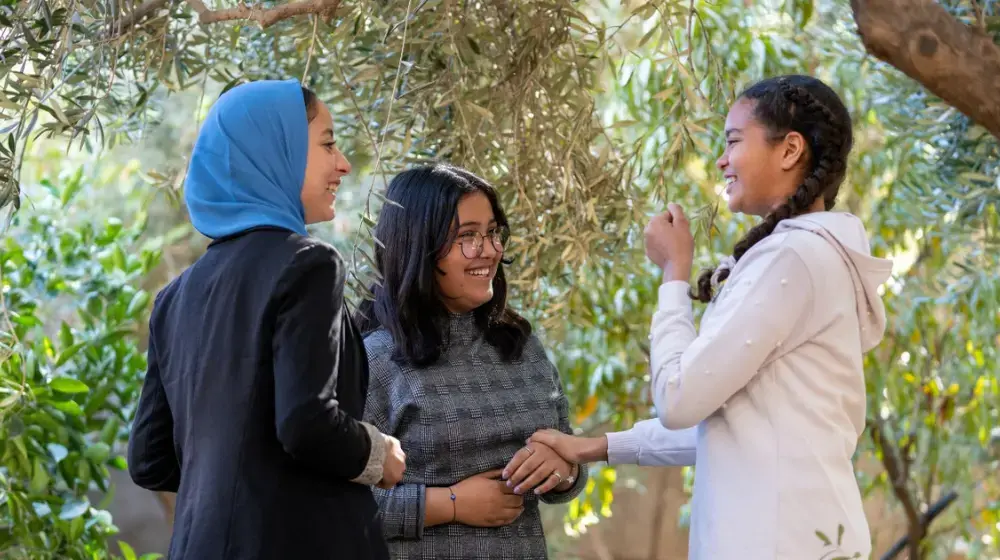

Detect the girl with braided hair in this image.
[528,75,892,559]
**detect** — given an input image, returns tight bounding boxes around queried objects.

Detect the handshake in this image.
[373,429,590,528]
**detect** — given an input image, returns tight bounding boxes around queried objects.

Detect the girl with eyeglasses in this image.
[355,164,587,560]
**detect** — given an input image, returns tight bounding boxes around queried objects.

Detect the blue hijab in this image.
[184,79,310,239]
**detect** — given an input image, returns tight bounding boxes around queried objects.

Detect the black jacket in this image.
[127,227,389,560]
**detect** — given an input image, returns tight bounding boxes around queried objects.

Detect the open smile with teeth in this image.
[467,267,492,277]
[327,182,340,193]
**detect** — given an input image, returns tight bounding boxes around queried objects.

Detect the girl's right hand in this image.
[452,469,524,527]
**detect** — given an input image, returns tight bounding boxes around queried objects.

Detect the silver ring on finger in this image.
[550,471,563,483]
[523,446,534,455]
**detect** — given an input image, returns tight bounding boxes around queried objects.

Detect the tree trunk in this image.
[850,0,1000,140]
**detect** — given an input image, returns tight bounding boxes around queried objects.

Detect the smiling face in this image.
[300,101,352,224]
[435,191,506,314]
[716,97,808,217]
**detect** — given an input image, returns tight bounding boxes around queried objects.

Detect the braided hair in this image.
[692,75,854,303]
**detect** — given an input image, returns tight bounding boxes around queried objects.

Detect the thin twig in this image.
[185,0,342,29]
[347,0,415,286]
[301,14,319,84]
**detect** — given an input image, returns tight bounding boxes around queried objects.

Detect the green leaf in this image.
[49,399,82,416]
[59,167,84,208]
[96,325,133,347]
[126,291,151,318]
[815,530,831,546]
[98,416,119,445]
[6,413,25,437]
[29,459,49,493]
[84,383,115,417]
[105,217,123,239]
[119,540,138,560]
[58,321,74,348]
[83,442,111,464]
[49,376,89,394]
[0,392,21,410]
[54,341,86,367]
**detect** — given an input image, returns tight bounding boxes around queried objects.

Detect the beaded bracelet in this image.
[449,487,457,522]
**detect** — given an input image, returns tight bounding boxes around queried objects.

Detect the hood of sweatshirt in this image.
[773,212,893,352]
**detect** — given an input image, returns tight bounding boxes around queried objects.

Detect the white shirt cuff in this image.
[657,280,693,311]
[605,429,640,466]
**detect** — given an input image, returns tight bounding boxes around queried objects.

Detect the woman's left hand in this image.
[501,442,575,495]
[644,203,694,282]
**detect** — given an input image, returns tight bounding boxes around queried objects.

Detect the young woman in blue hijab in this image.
[127,79,406,560]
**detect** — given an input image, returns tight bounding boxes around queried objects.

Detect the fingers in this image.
[487,507,524,527]
[505,447,544,488]
[531,471,563,495]
[515,460,559,495]
[535,468,569,494]
[502,446,534,482]
[502,494,524,509]
[500,506,524,524]
[526,429,560,448]
[667,203,688,225]
[478,469,506,480]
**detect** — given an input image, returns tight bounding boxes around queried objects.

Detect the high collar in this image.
[446,312,481,346]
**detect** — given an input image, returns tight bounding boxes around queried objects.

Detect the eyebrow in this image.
[321,128,334,138]
[458,219,498,227]
[724,127,742,135]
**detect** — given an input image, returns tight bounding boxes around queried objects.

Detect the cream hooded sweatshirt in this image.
[606,212,892,560]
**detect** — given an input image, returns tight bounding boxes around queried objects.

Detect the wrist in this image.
[582,436,610,463]
[663,260,692,283]
[425,487,458,527]
[448,486,457,523]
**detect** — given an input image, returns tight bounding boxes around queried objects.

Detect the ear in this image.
[778,131,808,171]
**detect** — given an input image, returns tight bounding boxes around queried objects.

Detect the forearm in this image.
[372,483,426,539]
[606,419,697,467]
[276,407,381,482]
[575,436,609,464]
[424,487,456,528]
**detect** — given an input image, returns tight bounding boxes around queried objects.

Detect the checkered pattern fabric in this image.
[363,313,586,559]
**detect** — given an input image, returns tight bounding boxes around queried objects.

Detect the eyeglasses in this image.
[454,226,510,259]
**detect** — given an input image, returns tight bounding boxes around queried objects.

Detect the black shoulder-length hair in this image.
[355,164,532,367]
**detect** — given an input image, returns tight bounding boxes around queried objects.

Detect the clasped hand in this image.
[444,442,574,529]
[644,202,694,282]
[501,441,573,496]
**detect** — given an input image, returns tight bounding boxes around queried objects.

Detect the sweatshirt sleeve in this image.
[650,244,813,430]
[364,348,426,540]
[605,419,697,467]
[271,246,385,484]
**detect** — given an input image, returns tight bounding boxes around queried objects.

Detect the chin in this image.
[305,209,335,225]
[470,289,494,309]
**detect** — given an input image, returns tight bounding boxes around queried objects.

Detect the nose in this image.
[480,235,500,260]
[337,151,352,176]
[715,152,728,170]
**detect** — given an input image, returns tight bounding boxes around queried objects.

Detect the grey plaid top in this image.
[362,313,587,559]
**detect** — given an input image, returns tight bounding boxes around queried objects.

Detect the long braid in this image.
[692,77,852,303]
